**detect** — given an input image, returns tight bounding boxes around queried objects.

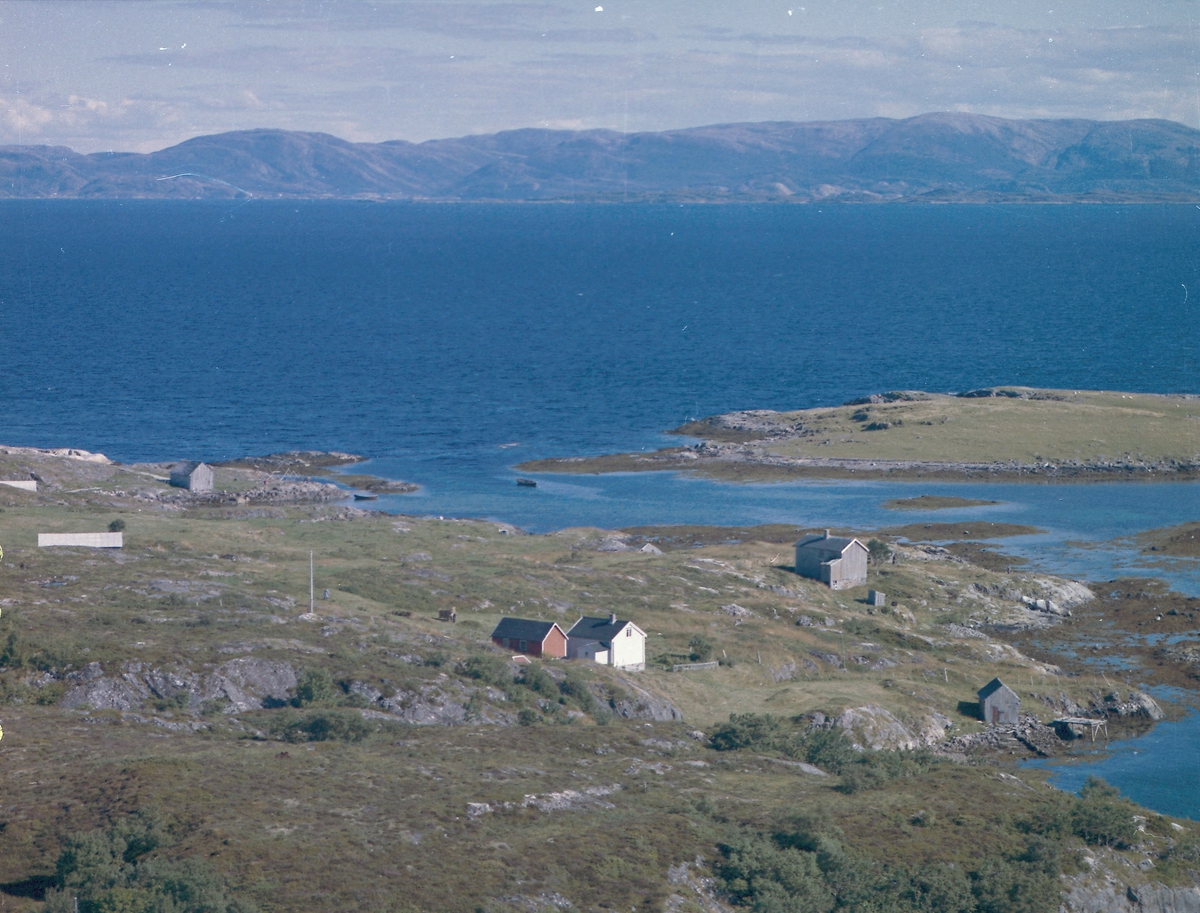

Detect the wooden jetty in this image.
[1054,716,1108,741]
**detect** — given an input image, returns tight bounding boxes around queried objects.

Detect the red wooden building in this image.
[490,618,568,659]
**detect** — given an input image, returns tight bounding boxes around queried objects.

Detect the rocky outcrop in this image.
[206,658,297,711]
[1093,690,1165,721]
[608,675,684,722]
[940,714,1066,757]
[60,658,298,713]
[151,479,344,506]
[1063,871,1200,913]
[60,663,143,711]
[833,705,951,751]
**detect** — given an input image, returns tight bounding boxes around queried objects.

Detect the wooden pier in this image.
[1054,716,1108,741]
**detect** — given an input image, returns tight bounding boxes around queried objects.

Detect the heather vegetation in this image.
[0,449,1193,911]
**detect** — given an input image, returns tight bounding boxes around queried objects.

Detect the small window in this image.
[519,640,527,651]
[626,628,631,636]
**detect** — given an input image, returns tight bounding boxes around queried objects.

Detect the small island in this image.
[520,387,1200,482]
[884,495,1003,511]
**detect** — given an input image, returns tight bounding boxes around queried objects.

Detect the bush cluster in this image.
[460,655,602,722]
[1018,776,1138,849]
[266,708,375,743]
[42,810,255,913]
[708,713,939,792]
[715,824,1063,913]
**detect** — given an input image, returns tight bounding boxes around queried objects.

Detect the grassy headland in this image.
[0,447,1195,911]
[519,388,1200,482]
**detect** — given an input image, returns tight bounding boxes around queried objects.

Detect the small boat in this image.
[515,478,538,488]
[353,492,378,501]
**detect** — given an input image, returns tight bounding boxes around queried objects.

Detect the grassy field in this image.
[0,450,1196,911]
[520,388,1200,481]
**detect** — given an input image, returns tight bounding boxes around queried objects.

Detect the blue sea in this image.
[3,201,1200,815]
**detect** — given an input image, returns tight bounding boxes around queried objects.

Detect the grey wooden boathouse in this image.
[978,677,1020,725]
[794,531,869,590]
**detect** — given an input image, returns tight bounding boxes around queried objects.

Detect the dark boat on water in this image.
[516,478,537,488]
[353,492,378,500]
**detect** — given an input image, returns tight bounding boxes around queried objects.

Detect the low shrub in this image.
[688,635,715,662]
[558,670,597,713]
[461,654,511,688]
[708,713,938,791]
[292,669,337,707]
[713,826,1064,913]
[42,810,256,913]
[267,709,373,743]
[1071,777,1137,848]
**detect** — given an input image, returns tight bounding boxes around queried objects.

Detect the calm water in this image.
[3,201,1200,815]
[1024,691,1200,821]
[2,202,1199,465]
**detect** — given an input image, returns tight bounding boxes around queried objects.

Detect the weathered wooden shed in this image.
[794,531,868,590]
[169,461,214,492]
[490,618,568,659]
[978,677,1020,725]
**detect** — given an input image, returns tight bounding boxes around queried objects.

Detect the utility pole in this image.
[309,551,314,613]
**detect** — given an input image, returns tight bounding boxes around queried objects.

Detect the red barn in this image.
[490,618,568,659]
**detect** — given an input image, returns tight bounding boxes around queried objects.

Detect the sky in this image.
[1,0,1198,153]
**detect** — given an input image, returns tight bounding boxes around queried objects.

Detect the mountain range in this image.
[3,112,1199,202]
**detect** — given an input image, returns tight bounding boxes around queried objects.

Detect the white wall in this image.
[0,480,37,491]
[38,532,123,548]
[610,624,646,670]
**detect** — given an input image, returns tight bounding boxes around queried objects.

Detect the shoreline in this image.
[517,448,1200,484]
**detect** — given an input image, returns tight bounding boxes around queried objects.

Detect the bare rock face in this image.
[60,673,143,711]
[1093,689,1165,721]
[1063,877,1200,913]
[609,675,684,722]
[836,705,919,751]
[60,658,299,713]
[205,658,298,712]
[1029,577,1095,611]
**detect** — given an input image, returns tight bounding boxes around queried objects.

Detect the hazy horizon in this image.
[2,0,1197,154]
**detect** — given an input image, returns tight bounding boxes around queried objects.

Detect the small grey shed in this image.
[794,531,868,590]
[169,461,214,492]
[978,677,1020,725]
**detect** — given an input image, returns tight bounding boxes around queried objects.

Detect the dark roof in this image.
[170,461,210,476]
[795,533,865,555]
[491,617,561,643]
[977,678,1018,702]
[567,615,635,644]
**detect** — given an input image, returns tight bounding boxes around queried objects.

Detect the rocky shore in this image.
[521,443,1200,483]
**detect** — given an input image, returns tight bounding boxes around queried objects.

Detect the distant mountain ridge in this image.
[3,112,1199,201]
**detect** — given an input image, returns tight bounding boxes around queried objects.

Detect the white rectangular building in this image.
[38,532,123,548]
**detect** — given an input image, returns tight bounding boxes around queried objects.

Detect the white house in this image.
[567,613,646,671]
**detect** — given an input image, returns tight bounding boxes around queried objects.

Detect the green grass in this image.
[519,388,1200,480]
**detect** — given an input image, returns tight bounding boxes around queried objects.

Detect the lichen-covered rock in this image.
[1092,689,1165,721]
[1062,860,1200,913]
[205,658,298,712]
[835,705,919,750]
[608,675,684,722]
[60,674,143,711]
